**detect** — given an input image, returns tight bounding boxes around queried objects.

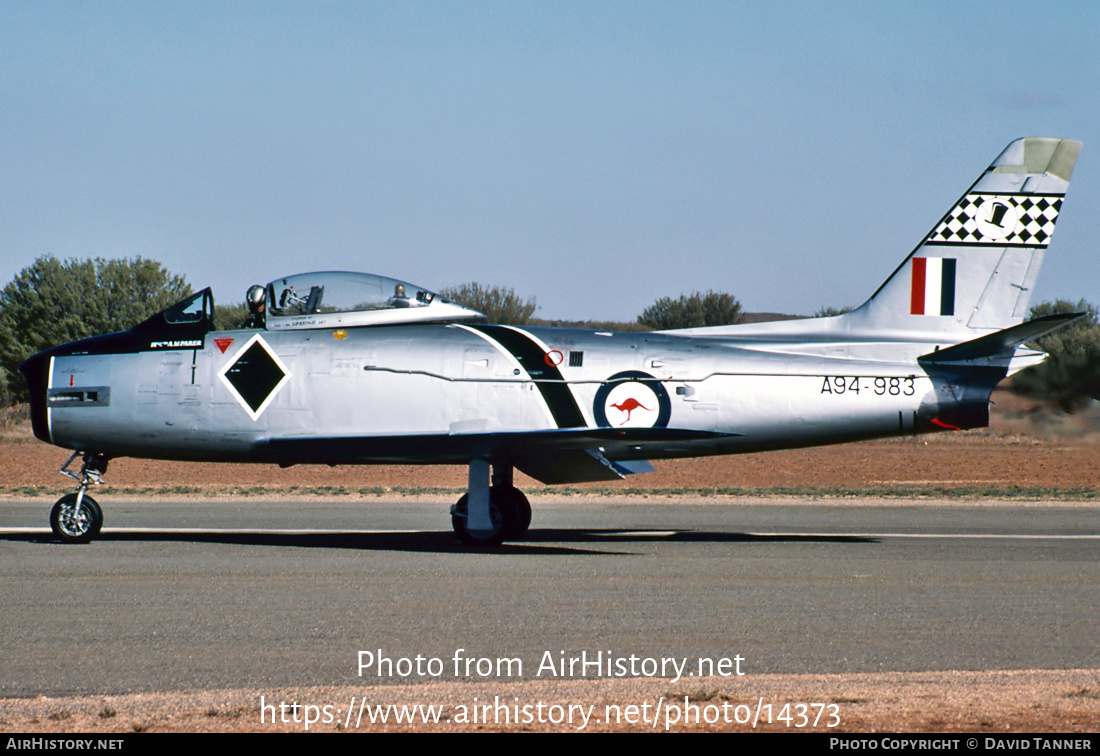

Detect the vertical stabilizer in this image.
[848,137,1080,337]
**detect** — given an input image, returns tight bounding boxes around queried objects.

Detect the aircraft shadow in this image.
[3,528,877,555]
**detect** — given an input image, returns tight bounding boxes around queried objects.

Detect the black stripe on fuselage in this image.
[469,325,587,428]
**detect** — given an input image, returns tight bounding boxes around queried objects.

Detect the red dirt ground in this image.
[2,391,1097,494]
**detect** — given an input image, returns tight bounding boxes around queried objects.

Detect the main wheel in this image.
[498,487,531,539]
[50,493,103,544]
[450,488,518,547]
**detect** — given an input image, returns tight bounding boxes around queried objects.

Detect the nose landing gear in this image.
[50,452,109,543]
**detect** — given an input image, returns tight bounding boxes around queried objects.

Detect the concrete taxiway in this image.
[0,497,1096,697]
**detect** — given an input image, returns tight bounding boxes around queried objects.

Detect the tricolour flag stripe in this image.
[938,258,956,316]
[925,258,942,314]
[910,257,955,316]
[910,257,926,315]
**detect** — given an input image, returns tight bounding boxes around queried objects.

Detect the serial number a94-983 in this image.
[820,376,915,396]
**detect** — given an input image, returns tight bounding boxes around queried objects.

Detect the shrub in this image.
[637,291,743,330]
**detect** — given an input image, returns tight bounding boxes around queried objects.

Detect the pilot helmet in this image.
[246,285,265,311]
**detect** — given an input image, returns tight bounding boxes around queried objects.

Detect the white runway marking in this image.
[3,527,1098,540]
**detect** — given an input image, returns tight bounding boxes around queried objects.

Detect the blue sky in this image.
[2,1,1098,320]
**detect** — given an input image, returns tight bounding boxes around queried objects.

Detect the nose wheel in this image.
[50,493,103,543]
[50,452,109,544]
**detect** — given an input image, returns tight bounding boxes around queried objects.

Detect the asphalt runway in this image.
[0,497,1097,697]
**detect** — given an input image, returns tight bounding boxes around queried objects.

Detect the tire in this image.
[451,489,518,547]
[50,493,103,544]
[501,487,531,539]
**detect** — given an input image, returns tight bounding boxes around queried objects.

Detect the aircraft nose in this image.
[18,350,52,443]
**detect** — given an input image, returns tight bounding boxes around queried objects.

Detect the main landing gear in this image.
[450,460,532,547]
[50,451,109,543]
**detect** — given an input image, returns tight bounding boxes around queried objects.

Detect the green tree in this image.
[0,367,11,409]
[1011,299,1100,411]
[214,303,249,331]
[439,282,539,325]
[0,256,191,402]
[814,305,853,317]
[637,291,743,330]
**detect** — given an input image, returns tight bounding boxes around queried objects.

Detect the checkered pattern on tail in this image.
[929,193,1063,247]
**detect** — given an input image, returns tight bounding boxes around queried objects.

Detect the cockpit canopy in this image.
[263,271,482,330]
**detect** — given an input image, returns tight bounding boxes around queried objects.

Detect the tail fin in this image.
[848,137,1080,337]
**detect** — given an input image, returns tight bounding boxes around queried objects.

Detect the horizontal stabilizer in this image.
[918,312,1084,363]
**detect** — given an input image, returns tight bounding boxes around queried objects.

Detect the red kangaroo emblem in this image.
[610,397,653,425]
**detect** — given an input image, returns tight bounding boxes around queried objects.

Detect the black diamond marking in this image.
[931,192,1065,247]
[224,342,287,413]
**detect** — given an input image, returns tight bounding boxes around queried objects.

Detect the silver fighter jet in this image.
[19,137,1084,546]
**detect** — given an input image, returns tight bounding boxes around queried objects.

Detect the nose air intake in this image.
[18,351,52,444]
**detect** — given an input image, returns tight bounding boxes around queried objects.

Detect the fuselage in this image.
[24,319,981,469]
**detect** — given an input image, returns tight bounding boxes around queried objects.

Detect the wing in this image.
[259,427,742,484]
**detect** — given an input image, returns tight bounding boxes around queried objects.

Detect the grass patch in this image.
[536,484,1100,500]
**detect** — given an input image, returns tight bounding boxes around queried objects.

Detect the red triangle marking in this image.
[214,338,234,354]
